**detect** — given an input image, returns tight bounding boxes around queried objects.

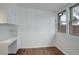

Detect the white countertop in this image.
[0,36,17,46]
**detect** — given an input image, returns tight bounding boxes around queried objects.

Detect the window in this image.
[58,10,67,33]
[69,4,79,36]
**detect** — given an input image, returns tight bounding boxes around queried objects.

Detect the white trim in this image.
[56,44,68,55]
[56,3,76,14]
[18,44,55,49]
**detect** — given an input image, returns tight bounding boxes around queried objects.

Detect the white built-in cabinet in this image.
[0,4,17,25]
[0,4,17,55]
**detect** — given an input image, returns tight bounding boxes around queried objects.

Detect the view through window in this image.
[58,10,67,33]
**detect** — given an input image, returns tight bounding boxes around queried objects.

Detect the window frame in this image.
[69,3,79,36]
[58,10,67,33]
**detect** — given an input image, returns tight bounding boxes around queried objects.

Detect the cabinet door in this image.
[7,4,17,25]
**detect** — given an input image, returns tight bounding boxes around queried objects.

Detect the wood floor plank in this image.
[16,47,64,55]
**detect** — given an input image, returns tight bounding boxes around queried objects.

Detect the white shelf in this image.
[0,23,18,26]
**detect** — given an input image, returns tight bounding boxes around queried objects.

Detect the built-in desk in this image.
[0,37,17,55]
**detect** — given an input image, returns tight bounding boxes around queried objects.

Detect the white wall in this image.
[55,33,79,55]
[17,7,56,48]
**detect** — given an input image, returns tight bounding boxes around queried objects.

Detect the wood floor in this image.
[16,47,64,55]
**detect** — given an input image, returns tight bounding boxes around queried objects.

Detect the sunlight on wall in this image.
[0,11,7,23]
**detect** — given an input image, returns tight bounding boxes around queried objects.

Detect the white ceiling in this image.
[18,3,71,12]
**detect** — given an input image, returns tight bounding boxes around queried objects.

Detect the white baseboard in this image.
[18,44,55,49]
[55,44,68,55]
